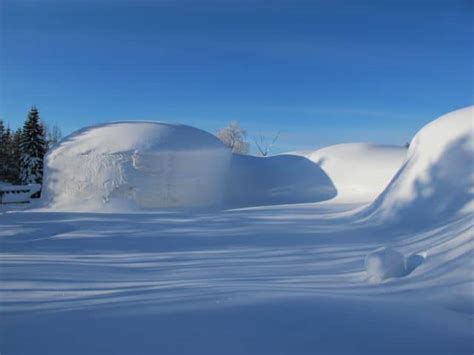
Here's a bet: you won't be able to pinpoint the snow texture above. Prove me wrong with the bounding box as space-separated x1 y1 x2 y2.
365 247 406 282
0 184 41 203
1 107 473 354
42 122 232 211
366 105 474 226
306 143 406 202
42 122 336 211
225 153 336 207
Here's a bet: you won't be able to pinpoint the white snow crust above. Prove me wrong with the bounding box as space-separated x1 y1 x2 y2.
225 153 336 207
42 122 232 211
306 143 406 202
365 246 406 282
42 122 337 211
1 107 473 354
366 105 474 224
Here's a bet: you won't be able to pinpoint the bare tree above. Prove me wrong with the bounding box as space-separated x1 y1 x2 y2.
216 121 250 154
253 131 280 157
43 122 63 149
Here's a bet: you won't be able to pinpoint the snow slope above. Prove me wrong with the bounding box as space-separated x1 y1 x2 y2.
306 143 406 202
225 154 336 207
365 105 474 226
42 122 232 211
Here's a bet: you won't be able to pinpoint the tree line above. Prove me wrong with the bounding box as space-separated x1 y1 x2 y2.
0 106 62 186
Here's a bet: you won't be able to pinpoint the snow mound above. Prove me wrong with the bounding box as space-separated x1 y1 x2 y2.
42 122 232 211
365 247 427 283
225 154 336 207
42 122 336 211
366 106 474 225
365 247 406 282
306 143 406 202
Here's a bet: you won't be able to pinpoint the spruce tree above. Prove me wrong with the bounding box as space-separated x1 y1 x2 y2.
12 129 22 182
2 128 13 182
5 128 23 184
20 107 47 187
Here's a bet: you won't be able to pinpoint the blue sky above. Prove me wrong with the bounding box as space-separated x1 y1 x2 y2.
1 0 472 153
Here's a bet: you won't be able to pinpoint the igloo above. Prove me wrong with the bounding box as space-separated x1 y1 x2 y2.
42 122 232 211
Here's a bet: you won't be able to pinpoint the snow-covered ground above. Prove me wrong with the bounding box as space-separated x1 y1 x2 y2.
305 143 407 202
1 107 473 354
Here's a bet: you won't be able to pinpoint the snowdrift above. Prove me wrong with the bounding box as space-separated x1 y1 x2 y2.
225 154 336 207
42 122 232 211
42 121 336 211
365 106 474 225
306 143 406 201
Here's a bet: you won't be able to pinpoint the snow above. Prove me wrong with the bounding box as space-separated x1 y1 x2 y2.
365 105 474 225
306 143 406 202
1 107 473 354
0 184 41 203
42 122 232 211
365 247 428 283
225 153 336 207
365 246 406 282
42 122 337 211
1 202 472 354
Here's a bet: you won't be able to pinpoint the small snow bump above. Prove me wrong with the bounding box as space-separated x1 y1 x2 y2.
365 247 426 283
365 247 406 283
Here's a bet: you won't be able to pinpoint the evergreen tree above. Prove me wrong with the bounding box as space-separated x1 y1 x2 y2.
7 129 23 183
0 120 6 181
20 107 47 187
2 128 13 182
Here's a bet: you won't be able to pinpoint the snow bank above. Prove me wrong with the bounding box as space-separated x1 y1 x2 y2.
42 122 232 211
42 122 337 211
306 143 406 202
225 154 336 208
365 247 406 282
366 106 474 225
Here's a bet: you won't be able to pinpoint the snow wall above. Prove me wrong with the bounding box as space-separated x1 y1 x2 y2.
43 121 336 211
365 106 474 226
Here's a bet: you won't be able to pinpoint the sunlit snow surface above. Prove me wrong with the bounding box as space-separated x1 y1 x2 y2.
1 202 472 354
41 121 337 211
1 107 473 354
306 142 407 202
41 122 233 211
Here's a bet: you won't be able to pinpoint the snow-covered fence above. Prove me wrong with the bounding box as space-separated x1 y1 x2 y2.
0 184 41 204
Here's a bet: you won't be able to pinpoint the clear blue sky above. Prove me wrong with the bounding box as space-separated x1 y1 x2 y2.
1 0 472 153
